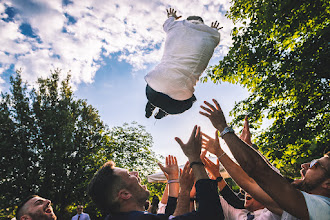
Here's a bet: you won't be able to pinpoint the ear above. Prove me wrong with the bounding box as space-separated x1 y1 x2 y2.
118 189 132 200
21 215 32 220
321 178 330 190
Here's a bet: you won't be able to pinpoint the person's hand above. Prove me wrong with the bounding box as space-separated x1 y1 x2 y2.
158 155 179 180
179 161 195 193
201 131 223 157
175 126 202 162
200 99 228 132
211 21 223 30
166 8 182 20
239 115 253 146
201 154 221 180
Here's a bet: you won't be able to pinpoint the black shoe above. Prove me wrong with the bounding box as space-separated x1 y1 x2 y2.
145 102 155 118
154 109 168 119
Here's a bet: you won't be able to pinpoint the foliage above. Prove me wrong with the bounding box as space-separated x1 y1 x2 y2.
0 70 159 219
204 0 330 177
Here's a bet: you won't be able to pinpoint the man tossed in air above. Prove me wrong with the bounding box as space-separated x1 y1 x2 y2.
145 8 221 119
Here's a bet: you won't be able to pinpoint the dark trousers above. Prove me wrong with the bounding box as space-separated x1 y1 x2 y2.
145 84 196 114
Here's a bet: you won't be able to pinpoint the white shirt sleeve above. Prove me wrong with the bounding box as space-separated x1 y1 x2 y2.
163 17 176 32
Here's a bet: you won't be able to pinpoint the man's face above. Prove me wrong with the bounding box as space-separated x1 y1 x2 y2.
23 196 56 220
244 193 264 212
77 205 83 214
114 168 149 204
299 156 329 192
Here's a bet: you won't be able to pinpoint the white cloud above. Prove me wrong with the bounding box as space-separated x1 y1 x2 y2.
0 0 235 88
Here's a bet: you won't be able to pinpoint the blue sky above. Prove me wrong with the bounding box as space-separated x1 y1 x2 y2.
0 0 250 164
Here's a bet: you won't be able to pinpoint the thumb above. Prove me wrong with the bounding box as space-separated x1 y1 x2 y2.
215 130 219 141
158 162 166 172
175 137 184 147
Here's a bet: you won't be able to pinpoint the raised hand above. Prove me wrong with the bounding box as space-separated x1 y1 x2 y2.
200 99 228 132
158 155 179 180
211 21 223 30
175 126 202 162
166 8 182 20
201 154 221 180
179 161 195 193
240 115 252 146
201 131 223 157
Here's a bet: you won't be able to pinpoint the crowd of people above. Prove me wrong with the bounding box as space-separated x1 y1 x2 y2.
14 7 329 220
15 99 330 220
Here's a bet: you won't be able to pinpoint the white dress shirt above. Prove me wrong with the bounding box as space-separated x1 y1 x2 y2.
145 17 220 100
220 196 281 220
71 212 91 220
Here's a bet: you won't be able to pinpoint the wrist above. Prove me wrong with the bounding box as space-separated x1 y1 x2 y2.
216 123 228 131
168 175 179 180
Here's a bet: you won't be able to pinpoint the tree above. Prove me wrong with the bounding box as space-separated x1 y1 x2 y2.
204 0 330 177
0 70 159 219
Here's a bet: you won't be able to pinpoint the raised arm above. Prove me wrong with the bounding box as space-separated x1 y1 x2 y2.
202 130 283 214
175 125 224 219
200 99 308 220
173 162 194 216
158 155 180 199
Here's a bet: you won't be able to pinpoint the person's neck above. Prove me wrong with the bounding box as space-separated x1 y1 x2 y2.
119 201 145 213
308 188 330 198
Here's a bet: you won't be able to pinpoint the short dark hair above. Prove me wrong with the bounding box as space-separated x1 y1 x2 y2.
16 195 39 219
87 161 124 214
187 16 204 23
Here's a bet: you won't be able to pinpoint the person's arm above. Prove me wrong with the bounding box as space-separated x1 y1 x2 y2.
200 152 245 209
174 125 224 219
158 155 180 216
158 155 180 199
200 99 308 220
163 8 181 32
173 162 194 216
202 130 283 214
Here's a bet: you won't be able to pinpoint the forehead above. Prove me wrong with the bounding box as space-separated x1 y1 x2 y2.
113 167 128 175
25 196 45 207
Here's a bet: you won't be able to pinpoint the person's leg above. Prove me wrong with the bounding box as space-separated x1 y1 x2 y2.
154 109 168 119
145 101 156 118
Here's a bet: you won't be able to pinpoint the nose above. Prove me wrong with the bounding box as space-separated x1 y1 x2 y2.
301 162 310 170
130 171 139 178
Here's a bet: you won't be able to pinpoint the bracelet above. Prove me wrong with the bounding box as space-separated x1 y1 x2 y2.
218 152 226 160
190 161 204 168
190 197 196 202
220 127 235 138
168 179 179 184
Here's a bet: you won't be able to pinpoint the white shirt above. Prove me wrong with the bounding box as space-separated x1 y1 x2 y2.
71 213 91 220
302 191 330 220
220 196 281 220
145 17 220 100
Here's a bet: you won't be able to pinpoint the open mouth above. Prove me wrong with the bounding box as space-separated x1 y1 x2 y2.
246 196 252 200
45 207 53 214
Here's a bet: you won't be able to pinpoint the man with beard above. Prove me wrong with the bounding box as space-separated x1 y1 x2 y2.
200 99 330 220
88 126 224 219
16 195 57 220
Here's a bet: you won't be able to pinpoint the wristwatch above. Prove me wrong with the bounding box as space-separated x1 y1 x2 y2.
220 127 234 138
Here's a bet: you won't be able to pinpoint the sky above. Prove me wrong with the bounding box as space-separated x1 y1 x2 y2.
0 0 250 166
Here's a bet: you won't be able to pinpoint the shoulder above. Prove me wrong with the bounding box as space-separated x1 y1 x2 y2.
300 192 330 220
